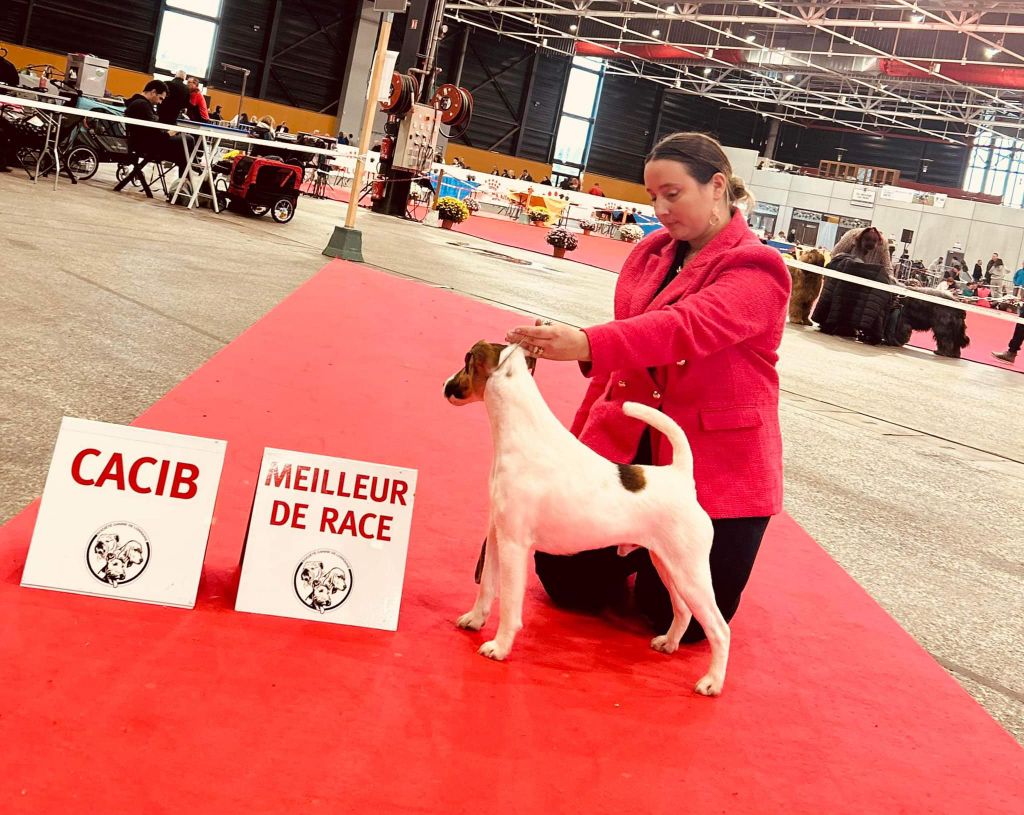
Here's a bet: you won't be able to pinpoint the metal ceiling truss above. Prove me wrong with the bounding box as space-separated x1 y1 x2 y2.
445 1 1024 145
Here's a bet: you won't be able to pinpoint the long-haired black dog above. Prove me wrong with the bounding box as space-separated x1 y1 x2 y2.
892 287 970 358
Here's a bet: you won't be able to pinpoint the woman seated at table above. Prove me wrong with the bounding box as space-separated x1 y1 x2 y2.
251 115 276 140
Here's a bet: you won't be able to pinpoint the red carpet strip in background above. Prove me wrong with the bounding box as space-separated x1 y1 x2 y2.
0 261 1019 813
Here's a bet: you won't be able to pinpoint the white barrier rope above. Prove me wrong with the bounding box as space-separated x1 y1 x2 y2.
0 92 340 159
785 255 1024 327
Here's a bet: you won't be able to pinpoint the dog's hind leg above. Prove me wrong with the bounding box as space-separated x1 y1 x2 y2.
650 546 730 696
647 550 692 654
478 534 531 661
457 523 498 632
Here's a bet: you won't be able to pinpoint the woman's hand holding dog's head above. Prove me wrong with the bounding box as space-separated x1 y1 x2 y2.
506 319 592 362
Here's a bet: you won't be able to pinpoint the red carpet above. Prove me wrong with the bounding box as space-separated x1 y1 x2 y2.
456 212 635 272
3 263 1018 813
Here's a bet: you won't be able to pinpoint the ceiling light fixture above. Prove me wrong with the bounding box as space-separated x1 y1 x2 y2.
703 67 712 75
784 73 795 81
652 28 661 37
746 34 757 43
984 46 999 59
569 24 577 32
910 14 924 23
666 4 677 13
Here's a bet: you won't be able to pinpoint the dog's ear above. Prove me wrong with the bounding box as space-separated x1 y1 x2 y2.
469 340 502 378
524 353 537 374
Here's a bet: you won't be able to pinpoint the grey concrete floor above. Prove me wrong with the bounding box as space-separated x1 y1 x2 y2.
1 167 1021 742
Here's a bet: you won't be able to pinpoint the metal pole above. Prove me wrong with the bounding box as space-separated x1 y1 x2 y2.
345 12 394 230
238 69 249 123
418 0 447 101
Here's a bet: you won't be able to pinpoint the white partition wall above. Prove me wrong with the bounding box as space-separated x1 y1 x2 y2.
749 168 1024 265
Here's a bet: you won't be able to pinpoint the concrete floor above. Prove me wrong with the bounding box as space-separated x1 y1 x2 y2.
1 167 1021 742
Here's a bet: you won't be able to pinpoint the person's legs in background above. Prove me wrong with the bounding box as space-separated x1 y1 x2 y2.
992 305 1024 363
634 516 771 643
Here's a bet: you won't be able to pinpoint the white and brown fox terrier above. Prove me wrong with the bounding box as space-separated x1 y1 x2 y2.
443 340 730 696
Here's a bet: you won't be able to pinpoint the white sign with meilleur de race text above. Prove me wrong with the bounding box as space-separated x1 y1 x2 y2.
21 417 227 608
235 448 417 631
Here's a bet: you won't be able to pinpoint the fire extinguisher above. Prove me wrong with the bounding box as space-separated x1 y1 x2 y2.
372 176 386 200
380 133 395 161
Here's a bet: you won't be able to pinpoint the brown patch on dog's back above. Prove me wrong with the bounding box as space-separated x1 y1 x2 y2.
617 464 646 492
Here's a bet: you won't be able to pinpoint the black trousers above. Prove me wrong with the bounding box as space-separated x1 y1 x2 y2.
1008 305 1024 353
534 516 770 643
533 427 770 643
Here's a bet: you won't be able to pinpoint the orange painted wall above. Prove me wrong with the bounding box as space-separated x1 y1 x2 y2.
443 143 649 205
1 42 338 135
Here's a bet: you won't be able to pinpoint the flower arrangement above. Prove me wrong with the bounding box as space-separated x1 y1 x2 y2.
465 197 480 213
546 228 579 252
578 218 597 235
527 206 551 225
619 224 645 243
436 196 470 226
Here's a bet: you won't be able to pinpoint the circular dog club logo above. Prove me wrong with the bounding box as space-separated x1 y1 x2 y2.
294 550 354 614
86 522 151 587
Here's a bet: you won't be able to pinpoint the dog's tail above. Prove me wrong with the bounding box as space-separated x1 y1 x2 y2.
622 402 693 474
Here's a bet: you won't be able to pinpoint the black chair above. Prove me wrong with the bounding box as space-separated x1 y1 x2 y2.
113 129 174 198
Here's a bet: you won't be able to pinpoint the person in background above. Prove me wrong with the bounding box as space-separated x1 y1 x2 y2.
991 304 1024 364
124 79 188 177
987 252 1001 273
506 131 790 643
337 132 349 145
560 176 581 191
157 70 189 125
491 166 500 175
185 77 210 122
1013 262 1024 298
209 105 223 121
276 121 289 134
973 259 983 281
787 228 797 242
832 226 897 282
519 169 534 182
988 256 1007 297
588 181 605 196
252 115 276 140
928 255 945 283
539 175 551 186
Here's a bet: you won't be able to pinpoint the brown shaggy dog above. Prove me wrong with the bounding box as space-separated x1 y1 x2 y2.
788 248 827 325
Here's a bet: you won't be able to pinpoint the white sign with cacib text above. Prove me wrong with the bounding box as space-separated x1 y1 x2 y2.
21 417 227 608
235 448 417 631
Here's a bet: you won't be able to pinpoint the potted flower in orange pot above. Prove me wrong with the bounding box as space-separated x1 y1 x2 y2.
578 218 597 236
436 196 470 230
619 223 645 243
546 227 579 259
527 206 551 228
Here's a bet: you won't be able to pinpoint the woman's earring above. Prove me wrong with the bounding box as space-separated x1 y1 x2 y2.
709 208 720 228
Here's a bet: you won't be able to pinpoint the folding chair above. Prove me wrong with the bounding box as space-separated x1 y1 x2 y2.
113 130 173 198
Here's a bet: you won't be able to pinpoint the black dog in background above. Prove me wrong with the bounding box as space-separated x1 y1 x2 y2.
889 286 971 358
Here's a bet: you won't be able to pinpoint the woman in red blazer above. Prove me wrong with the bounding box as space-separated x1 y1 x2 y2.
507 132 791 640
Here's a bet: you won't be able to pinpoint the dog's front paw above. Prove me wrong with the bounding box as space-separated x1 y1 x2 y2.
694 674 724 697
456 610 486 631
478 640 510 661
650 634 679 655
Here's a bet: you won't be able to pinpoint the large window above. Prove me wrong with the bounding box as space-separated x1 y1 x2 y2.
155 0 223 80
551 56 604 184
964 130 1024 207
